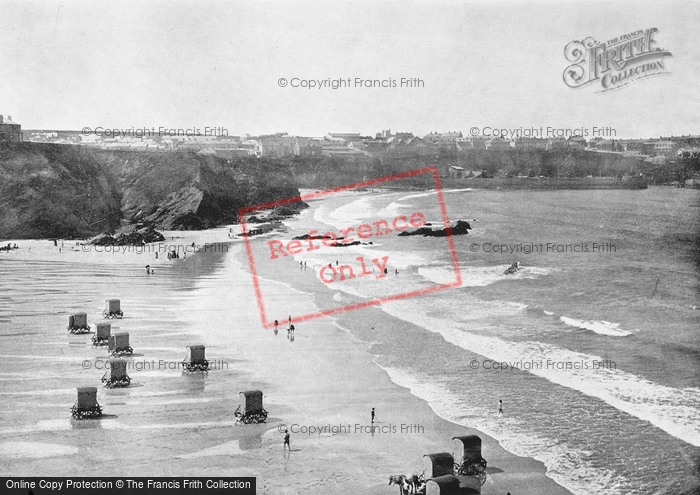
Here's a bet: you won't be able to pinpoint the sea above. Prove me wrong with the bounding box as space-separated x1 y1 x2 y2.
1 185 699 494
259 185 700 495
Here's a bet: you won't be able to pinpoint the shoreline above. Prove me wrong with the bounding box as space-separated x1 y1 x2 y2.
245 214 574 493
0 219 568 494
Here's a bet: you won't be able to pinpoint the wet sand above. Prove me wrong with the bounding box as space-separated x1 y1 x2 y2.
0 227 572 494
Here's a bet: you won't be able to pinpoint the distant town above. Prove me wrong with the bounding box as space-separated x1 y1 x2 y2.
2 115 698 166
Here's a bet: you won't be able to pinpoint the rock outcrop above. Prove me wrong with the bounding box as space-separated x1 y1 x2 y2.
87 225 166 246
397 220 471 237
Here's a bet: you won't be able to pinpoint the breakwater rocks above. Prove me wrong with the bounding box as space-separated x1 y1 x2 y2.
398 220 472 237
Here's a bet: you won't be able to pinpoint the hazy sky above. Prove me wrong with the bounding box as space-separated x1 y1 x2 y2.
1 0 698 138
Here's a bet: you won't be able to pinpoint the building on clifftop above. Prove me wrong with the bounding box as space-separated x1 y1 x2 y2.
0 115 22 143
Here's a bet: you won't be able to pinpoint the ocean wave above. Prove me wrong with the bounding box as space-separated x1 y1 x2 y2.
380 301 700 448
328 197 375 226
378 365 629 495
418 264 554 287
398 188 474 201
559 317 635 337
381 201 414 217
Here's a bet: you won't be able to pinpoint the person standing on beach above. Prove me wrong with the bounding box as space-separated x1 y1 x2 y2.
498 399 503 415
371 407 376 423
283 429 290 450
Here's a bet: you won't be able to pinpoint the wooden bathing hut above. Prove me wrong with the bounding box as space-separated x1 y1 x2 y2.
183 345 209 372
68 312 90 334
234 390 268 424
101 358 130 388
108 331 133 356
452 435 487 475
103 299 123 319
71 387 103 419
423 453 455 479
92 322 111 346
425 475 461 495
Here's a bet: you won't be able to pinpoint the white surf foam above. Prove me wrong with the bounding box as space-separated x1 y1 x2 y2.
560 317 635 337
418 264 554 287
329 196 375 224
398 188 474 201
381 201 414 217
379 365 628 495
381 301 700 448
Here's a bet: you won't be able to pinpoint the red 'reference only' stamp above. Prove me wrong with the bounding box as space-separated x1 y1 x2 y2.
238 166 462 328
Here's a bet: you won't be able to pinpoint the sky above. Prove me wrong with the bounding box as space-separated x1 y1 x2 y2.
1 0 698 139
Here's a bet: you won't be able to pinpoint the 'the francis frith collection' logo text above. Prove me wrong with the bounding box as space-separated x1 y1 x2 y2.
563 28 672 92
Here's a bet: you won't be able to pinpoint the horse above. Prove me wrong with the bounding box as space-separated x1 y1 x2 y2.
388 472 425 494
388 475 410 495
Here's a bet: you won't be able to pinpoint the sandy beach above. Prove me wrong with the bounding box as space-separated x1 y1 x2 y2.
0 218 572 495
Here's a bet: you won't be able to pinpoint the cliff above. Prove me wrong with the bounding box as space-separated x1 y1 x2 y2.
99 150 303 230
0 143 122 239
0 143 304 240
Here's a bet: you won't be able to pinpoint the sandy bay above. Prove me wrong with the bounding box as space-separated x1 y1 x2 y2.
0 198 572 494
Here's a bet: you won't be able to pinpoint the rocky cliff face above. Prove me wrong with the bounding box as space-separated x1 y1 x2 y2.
102 150 304 230
0 143 304 239
0 143 122 239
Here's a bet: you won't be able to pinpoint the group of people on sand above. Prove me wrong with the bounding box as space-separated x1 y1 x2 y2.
272 316 295 341
0 243 18 252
